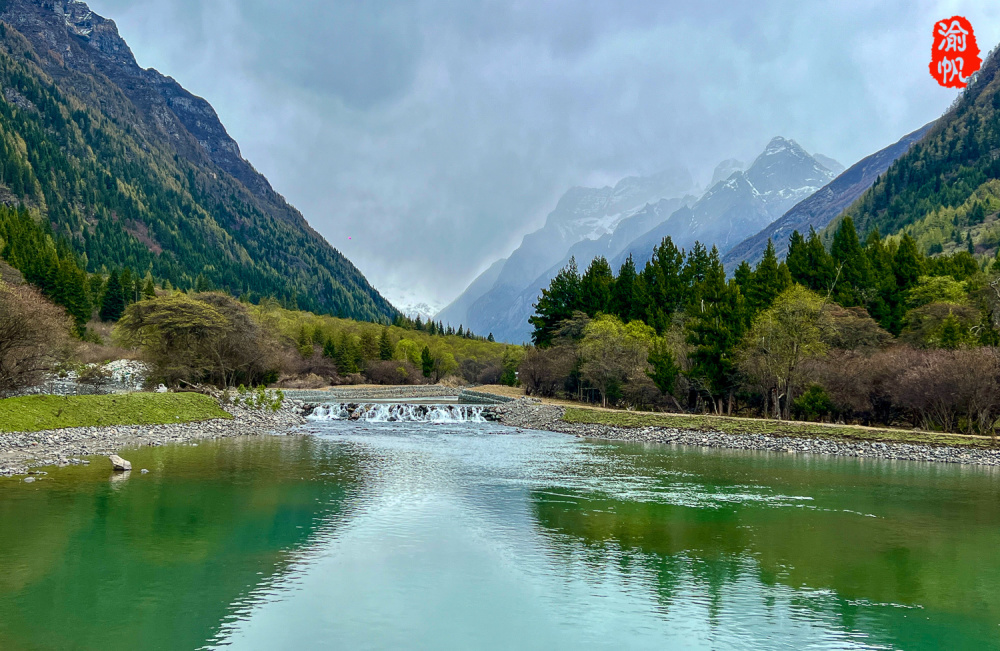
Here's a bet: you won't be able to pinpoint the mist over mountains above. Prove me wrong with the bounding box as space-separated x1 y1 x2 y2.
439 137 844 343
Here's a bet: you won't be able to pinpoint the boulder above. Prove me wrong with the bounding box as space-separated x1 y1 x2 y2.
109 454 132 472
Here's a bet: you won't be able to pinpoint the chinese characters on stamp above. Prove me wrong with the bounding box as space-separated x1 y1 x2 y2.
929 16 981 89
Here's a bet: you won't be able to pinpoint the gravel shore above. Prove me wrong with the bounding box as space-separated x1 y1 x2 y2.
0 402 307 477
490 401 1000 467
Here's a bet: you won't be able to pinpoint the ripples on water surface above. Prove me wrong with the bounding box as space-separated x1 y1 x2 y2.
1 420 999 650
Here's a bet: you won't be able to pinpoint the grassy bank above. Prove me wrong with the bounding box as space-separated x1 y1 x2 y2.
0 394 231 433
562 407 997 449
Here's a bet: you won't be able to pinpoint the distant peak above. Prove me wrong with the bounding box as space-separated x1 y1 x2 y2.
762 136 803 155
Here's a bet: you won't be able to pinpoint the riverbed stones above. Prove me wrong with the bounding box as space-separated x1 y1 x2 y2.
109 455 132 472
492 403 1000 468
0 403 307 478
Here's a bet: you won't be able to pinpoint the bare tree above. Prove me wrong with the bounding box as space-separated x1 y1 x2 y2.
0 282 72 393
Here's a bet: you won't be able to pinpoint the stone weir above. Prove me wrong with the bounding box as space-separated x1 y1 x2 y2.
305 403 494 423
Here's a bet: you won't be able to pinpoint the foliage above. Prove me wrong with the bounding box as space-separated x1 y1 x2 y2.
579 315 655 407
224 385 284 413
736 285 827 419
116 292 277 388
792 384 834 421
0 22 394 321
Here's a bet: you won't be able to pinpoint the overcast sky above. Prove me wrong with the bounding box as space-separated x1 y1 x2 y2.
86 0 1000 310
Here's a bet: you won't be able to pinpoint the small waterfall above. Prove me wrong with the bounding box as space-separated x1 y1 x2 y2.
307 403 487 424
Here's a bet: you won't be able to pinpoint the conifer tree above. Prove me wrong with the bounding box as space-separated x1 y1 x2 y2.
580 256 614 316
686 249 749 413
611 255 642 322
378 327 394 360
643 237 686 331
323 336 337 360
99 269 126 322
831 217 874 307
786 228 835 293
746 239 789 314
529 258 582 347
420 346 434 378
335 331 360 374
142 274 156 299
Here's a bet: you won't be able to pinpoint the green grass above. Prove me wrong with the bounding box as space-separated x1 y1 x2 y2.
0 393 232 433
562 407 997 449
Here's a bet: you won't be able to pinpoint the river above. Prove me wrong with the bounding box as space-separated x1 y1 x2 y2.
1 417 998 650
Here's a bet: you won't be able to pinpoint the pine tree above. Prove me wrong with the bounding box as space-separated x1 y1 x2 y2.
887 234 926 335
831 217 874 307
529 258 582 347
611 255 641 322
746 239 788 314
297 325 313 356
61 261 91 335
420 346 434 378
323 336 337 360
335 331 360 374
99 269 126 322
359 330 378 362
580 256 614 316
378 327 394 360
687 249 750 413
142 275 156 300
120 268 136 305
643 236 686 331
786 228 835 293
647 339 681 399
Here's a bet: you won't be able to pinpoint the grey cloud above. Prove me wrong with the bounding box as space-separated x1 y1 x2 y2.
87 0 1000 309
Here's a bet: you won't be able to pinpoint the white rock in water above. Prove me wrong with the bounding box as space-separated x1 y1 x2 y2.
23 476 35 483
140 468 149 474
109 455 132 471
155 384 168 393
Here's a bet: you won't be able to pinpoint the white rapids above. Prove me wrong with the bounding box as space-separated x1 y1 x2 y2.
307 403 488 424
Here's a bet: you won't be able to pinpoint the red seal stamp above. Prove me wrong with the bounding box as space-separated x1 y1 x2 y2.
929 16 981 88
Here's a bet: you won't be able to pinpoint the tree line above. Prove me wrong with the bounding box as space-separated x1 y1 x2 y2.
524 218 1000 434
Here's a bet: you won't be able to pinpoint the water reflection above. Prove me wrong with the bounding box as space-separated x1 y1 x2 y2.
0 435 370 650
2 425 999 651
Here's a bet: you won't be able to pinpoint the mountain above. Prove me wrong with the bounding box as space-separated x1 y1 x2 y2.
435 168 695 332
722 123 934 269
710 159 744 186
468 194 695 343
612 137 839 269
0 0 395 321
435 257 505 328
832 44 1000 259
812 154 845 176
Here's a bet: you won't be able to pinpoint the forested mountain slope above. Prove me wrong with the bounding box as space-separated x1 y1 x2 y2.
834 44 1000 260
0 0 395 321
723 123 934 270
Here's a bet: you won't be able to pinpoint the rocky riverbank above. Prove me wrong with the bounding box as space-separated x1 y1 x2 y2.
0 401 308 477
490 401 1000 467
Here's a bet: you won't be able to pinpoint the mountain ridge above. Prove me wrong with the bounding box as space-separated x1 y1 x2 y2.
722 122 935 269
0 0 395 321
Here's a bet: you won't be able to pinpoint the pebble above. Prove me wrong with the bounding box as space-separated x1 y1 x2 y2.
0 403 307 478
491 403 1000 467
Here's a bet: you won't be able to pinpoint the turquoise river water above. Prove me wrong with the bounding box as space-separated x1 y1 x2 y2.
1 418 999 650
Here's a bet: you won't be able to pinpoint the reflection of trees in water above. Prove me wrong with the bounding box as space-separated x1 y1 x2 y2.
529 467 1000 650
0 436 372 650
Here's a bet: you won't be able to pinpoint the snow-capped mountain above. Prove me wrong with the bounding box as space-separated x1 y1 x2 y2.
612 137 839 269
440 138 840 343
435 168 695 330
723 124 934 270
